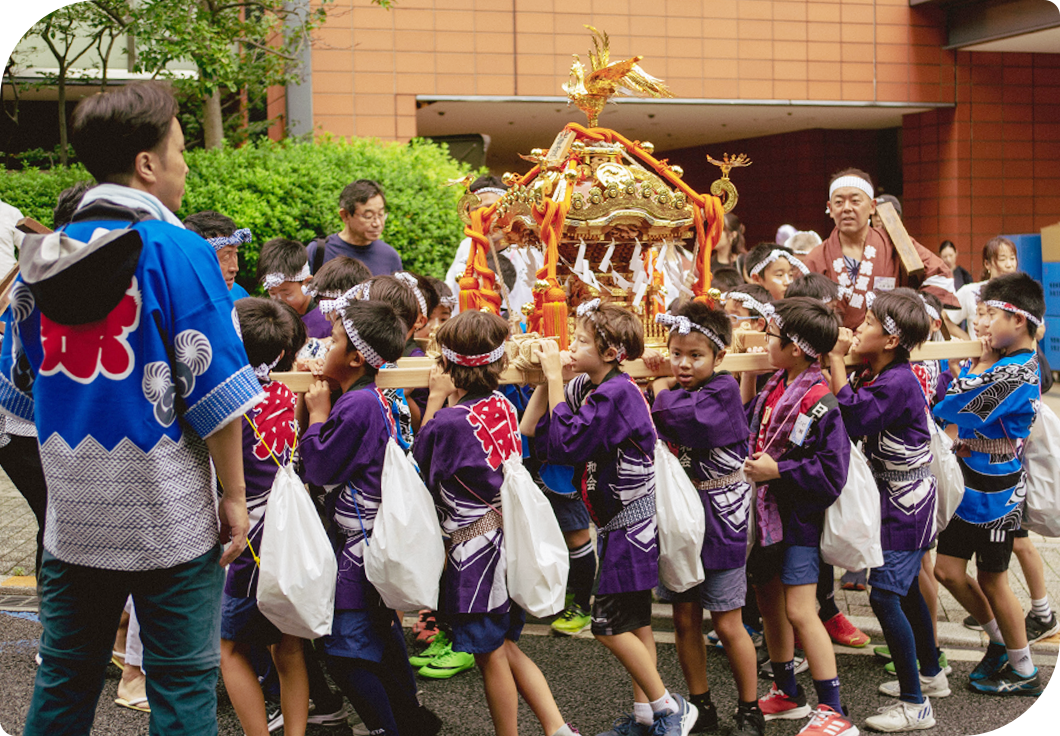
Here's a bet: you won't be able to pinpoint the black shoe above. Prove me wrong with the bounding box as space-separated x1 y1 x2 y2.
690 701 718 732
963 614 984 631
266 701 284 733
1025 611 1060 644
416 705 443 736
969 663 1044 696
733 706 765 736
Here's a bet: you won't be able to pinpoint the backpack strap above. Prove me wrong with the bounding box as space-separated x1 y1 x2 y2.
312 239 326 274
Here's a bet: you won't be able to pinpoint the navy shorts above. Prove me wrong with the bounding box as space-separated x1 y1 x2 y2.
936 516 1014 573
323 607 399 662
591 590 653 636
449 607 526 654
655 566 748 612
220 593 283 646
546 488 591 533
747 544 820 587
870 549 927 596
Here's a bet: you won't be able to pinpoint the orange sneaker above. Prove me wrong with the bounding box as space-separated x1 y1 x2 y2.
822 612 869 648
796 706 857 736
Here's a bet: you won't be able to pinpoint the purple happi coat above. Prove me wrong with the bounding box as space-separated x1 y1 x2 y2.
301 303 332 339
413 390 522 615
537 371 659 595
300 378 394 610
651 372 752 571
837 361 938 550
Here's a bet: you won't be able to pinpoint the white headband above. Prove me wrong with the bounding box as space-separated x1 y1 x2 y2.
655 313 726 352
829 176 875 201
253 353 282 381
206 228 252 252
319 283 370 316
440 294 457 309
880 314 916 351
441 343 506 367
344 321 387 369
725 291 774 319
395 272 428 317
771 313 819 358
919 294 940 322
982 300 1043 327
473 187 507 197
750 250 810 278
262 262 311 291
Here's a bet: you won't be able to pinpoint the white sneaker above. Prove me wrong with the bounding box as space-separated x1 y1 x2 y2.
864 699 936 732
878 670 950 699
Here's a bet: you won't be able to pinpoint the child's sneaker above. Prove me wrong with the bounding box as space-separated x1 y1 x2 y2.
840 569 867 591
409 630 452 668
759 651 809 679
883 651 951 676
863 699 935 732
878 670 950 698
759 683 811 721
733 705 766 736
1025 611 1059 644
822 612 870 648
873 645 892 660
418 645 476 679
796 705 858 736
968 664 1043 696
595 714 652 736
651 694 698 736
552 603 592 636
969 642 1008 681
688 700 717 733
962 615 983 631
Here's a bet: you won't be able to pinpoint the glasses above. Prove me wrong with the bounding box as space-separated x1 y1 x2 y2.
355 209 387 224
728 314 759 325
765 329 784 340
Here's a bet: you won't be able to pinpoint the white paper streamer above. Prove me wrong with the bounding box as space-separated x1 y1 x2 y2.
599 240 615 272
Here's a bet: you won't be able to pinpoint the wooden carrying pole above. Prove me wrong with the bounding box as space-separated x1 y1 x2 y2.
875 201 925 281
272 339 985 393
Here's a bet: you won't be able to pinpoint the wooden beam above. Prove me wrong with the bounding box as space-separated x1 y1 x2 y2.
876 201 925 280
271 339 985 392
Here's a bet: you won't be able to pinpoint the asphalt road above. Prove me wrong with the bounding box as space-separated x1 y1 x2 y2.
1 611 1056 736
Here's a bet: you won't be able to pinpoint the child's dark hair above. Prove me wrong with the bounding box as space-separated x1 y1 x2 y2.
670 300 732 355
917 290 944 330
726 283 774 319
310 256 371 299
771 297 839 359
488 252 518 291
257 238 308 281
235 298 306 373
183 210 237 239
362 275 419 333
427 276 454 308
980 272 1045 337
436 310 509 392
786 272 839 304
341 300 407 374
746 243 794 278
396 270 440 320
53 181 95 228
578 302 645 363
870 288 932 361
711 266 744 293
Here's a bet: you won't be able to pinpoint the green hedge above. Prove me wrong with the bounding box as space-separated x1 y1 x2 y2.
0 136 478 288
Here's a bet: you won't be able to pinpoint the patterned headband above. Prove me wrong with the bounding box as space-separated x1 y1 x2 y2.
395 272 428 317
440 294 458 309
262 262 311 291
304 285 343 300
880 314 916 351
473 187 507 197
725 291 774 319
829 176 875 200
982 300 1043 327
749 250 810 278
319 283 370 316
771 313 819 358
576 298 627 362
253 353 282 381
655 313 726 352
206 228 252 252
344 321 387 369
919 294 940 322
441 343 506 367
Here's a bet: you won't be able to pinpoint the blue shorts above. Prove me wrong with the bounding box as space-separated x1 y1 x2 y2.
546 488 591 533
323 607 399 662
747 544 820 587
870 549 927 596
449 607 526 654
655 566 747 612
220 593 283 646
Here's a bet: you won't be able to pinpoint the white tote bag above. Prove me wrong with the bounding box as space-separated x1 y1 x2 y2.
929 422 964 533
1023 403 1060 537
820 442 884 571
500 455 570 618
257 465 338 639
653 440 706 593
365 439 446 611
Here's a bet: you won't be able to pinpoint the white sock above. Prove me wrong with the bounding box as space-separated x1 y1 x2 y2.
649 691 678 716
1031 597 1052 620
551 725 576 736
634 702 653 726
982 618 1004 645
1007 645 1035 676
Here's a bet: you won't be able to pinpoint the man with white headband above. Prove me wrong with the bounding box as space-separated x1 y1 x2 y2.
803 168 957 329
307 179 402 277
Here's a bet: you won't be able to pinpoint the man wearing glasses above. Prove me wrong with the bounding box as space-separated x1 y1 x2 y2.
308 179 402 276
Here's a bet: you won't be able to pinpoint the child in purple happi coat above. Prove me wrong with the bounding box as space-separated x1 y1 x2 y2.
739 297 855 736
258 238 331 339
522 300 697 736
827 288 944 733
413 310 577 736
299 298 440 736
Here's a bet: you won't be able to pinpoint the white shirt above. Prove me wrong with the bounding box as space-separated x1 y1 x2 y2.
0 200 23 278
445 237 542 319
945 281 984 339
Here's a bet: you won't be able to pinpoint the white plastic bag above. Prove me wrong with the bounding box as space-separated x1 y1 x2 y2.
1023 403 1060 537
257 465 338 639
929 423 964 533
500 455 570 618
653 440 706 592
365 439 446 611
821 442 884 571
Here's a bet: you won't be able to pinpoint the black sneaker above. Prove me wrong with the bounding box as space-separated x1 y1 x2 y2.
689 700 718 733
1025 611 1060 644
733 706 765 736
970 641 1008 682
266 701 284 733
963 614 984 631
969 664 1044 696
